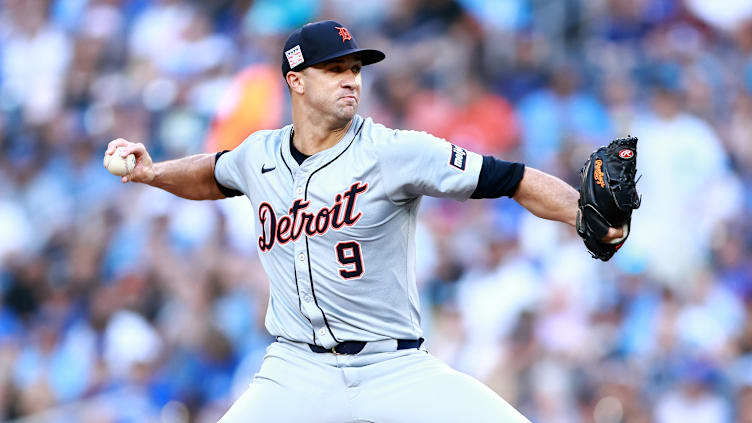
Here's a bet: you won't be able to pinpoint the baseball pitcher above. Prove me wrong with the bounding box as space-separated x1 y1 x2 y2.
105 20 638 423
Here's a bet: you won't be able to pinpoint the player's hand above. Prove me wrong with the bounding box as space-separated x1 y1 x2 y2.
576 136 640 260
601 226 625 243
105 138 155 184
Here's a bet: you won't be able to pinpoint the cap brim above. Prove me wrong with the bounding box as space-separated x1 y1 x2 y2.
294 48 385 71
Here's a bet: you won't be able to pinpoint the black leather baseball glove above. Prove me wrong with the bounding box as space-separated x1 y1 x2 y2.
576 136 641 261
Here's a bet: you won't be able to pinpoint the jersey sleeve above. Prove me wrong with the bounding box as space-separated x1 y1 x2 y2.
376 129 483 203
214 136 252 196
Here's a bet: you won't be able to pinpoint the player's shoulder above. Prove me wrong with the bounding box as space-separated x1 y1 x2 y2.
359 117 440 149
358 117 393 144
242 126 289 146
235 125 291 154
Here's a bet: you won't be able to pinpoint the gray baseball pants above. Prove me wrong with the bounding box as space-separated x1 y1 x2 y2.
219 339 531 423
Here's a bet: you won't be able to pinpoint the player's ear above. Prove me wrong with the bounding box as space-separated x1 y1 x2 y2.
286 71 305 95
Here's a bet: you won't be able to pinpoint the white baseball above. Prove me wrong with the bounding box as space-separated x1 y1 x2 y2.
104 147 136 176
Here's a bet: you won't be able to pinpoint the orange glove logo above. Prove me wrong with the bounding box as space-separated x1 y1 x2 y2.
594 159 606 188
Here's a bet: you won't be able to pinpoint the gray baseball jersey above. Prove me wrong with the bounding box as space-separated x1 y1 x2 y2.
215 114 482 348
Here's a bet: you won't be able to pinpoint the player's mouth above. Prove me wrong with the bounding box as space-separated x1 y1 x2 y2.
340 95 358 102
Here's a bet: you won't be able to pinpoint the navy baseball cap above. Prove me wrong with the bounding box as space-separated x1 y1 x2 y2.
281 20 385 77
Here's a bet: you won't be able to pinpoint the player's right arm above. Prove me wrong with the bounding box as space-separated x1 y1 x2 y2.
105 138 229 200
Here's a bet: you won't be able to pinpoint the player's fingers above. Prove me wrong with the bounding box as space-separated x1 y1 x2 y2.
106 138 130 155
601 225 626 243
117 142 145 157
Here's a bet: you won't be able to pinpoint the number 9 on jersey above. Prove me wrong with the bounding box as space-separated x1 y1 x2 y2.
335 241 364 280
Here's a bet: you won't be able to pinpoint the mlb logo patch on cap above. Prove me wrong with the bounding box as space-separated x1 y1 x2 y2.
285 45 304 69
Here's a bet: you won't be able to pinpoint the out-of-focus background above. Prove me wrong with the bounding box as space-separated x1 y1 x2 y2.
1 0 751 422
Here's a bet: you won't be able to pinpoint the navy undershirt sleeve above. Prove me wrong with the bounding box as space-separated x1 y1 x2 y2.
214 150 243 198
470 155 526 199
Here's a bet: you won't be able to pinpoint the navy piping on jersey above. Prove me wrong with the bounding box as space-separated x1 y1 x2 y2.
294 263 316 344
280 140 316 342
302 120 366 345
279 142 293 180
304 236 339 343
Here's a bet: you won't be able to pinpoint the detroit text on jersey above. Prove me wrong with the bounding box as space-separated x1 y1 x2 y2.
258 182 368 252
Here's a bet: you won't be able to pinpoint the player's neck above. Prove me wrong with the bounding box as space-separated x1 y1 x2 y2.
291 113 353 156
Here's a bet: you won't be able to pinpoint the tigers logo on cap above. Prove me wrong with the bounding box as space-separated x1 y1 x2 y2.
285 45 304 69
335 26 352 42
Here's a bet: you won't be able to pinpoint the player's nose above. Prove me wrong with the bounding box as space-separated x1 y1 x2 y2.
341 77 355 89
340 70 359 89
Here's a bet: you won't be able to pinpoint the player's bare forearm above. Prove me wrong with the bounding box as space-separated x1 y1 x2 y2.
149 154 225 200
105 138 225 201
512 167 578 227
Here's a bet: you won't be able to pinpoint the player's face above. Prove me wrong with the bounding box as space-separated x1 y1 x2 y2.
303 55 363 124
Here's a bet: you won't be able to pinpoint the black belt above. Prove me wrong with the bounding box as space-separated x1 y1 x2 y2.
308 338 424 355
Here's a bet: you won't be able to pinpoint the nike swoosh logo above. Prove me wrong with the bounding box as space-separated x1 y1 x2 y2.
261 164 276 174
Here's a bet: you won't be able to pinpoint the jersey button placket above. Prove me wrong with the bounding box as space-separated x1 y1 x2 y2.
293 168 336 347
292 170 328 344
292 174 313 323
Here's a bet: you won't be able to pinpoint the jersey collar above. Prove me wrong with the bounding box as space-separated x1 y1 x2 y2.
281 115 364 173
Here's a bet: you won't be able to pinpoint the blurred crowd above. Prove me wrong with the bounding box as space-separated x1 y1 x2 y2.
1 0 752 422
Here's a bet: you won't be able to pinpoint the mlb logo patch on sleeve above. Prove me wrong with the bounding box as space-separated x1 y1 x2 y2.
286 45 304 69
449 144 467 171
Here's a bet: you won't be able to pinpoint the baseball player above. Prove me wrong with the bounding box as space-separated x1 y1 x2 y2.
106 20 627 423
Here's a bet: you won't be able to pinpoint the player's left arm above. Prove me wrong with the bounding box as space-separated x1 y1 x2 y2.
512 167 578 226
511 166 623 242
376 130 620 242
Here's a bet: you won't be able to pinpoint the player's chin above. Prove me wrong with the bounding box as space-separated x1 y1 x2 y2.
334 103 358 121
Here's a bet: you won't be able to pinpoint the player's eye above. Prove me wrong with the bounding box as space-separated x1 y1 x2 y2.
351 65 361 74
